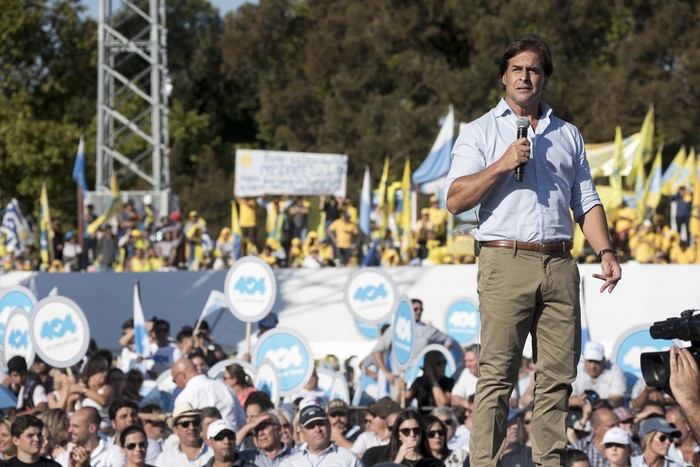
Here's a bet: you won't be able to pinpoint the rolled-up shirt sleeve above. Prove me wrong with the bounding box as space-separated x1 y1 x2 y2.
569 129 601 221
444 123 487 201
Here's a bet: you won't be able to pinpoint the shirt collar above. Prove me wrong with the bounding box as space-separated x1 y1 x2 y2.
495 98 553 120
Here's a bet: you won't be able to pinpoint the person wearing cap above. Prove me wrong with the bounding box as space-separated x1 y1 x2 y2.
56 407 126 467
62 231 82 272
570 342 627 409
327 400 361 450
202 419 254 467
280 405 361 467
172 359 246 432
139 194 157 236
665 405 697 466
351 398 402 457
601 427 632 467
154 403 212 467
238 413 294 467
444 34 621 467
631 418 683 467
573 408 641 467
500 409 532 467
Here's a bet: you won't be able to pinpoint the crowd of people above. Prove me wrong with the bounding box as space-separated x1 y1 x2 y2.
0 306 699 467
1 185 697 274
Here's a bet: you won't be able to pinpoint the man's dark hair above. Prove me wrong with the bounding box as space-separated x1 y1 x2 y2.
122 319 134 330
563 448 590 467
411 298 423 308
11 414 44 438
245 391 274 412
139 403 164 415
109 399 139 421
119 425 147 447
200 407 222 420
154 319 170 334
499 34 554 89
188 349 206 361
7 356 28 374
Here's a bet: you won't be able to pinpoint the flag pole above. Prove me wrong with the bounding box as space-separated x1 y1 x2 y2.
77 185 84 250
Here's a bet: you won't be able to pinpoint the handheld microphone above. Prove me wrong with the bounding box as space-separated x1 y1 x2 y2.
515 116 530 182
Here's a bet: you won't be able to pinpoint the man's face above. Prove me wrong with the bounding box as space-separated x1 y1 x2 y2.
506 418 522 444
173 417 202 447
113 407 138 435
192 357 208 375
369 414 387 435
502 50 547 111
208 430 236 462
593 410 619 441
412 302 423 322
584 359 606 378
143 418 166 440
13 426 43 457
301 420 330 453
437 414 456 440
465 351 479 376
9 371 26 387
68 412 93 446
246 404 264 424
328 410 348 431
254 417 281 451
171 368 187 390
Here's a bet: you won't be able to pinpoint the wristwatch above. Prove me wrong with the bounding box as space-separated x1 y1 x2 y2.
598 248 618 262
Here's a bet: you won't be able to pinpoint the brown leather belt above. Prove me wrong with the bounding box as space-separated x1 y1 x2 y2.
480 240 572 254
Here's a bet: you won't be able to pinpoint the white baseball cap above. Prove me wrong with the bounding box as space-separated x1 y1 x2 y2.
602 427 631 445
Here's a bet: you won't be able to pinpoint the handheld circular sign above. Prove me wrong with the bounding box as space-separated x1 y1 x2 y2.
3 308 34 367
344 268 398 324
30 296 90 368
207 358 256 381
317 367 350 404
444 298 480 345
224 257 277 322
405 344 457 387
254 359 281 406
0 286 37 344
391 298 415 371
252 328 313 396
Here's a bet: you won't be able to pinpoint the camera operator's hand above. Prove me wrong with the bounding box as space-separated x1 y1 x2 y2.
669 346 700 442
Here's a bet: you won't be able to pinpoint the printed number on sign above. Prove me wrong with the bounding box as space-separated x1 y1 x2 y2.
395 317 412 342
448 311 478 328
263 345 304 369
354 284 388 302
234 277 266 295
9 330 29 348
41 315 77 340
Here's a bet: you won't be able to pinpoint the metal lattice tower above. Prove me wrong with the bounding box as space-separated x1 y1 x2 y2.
96 0 171 206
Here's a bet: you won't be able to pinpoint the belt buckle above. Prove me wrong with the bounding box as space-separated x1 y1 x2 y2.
539 243 545 254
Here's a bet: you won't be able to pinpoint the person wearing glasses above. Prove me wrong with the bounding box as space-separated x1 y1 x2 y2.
631 418 683 467
154 403 212 467
362 410 443 467
120 426 151 467
280 405 361 467
238 413 294 466
203 420 255 467
406 351 454 408
424 415 468 467
600 427 632 467
327 400 361 450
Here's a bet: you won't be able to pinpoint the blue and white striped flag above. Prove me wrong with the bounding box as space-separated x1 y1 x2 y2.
1 199 34 253
133 282 151 357
359 165 372 237
412 105 454 194
72 135 88 196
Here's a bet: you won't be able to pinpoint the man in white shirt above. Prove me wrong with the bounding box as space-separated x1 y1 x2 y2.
280 405 362 467
56 407 125 467
570 342 627 409
172 358 246 431
154 403 212 467
147 319 183 378
452 344 480 409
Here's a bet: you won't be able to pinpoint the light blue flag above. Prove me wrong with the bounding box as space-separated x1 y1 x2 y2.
359 165 371 237
72 135 88 196
133 282 151 357
1 199 35 252
412 105 454 194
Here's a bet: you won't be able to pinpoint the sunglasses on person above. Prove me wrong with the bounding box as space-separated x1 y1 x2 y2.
399 427 421 436
303 420 326 430
125 441 148 451
440 419 453 426
214 432 235 441
364 418 373 425
656 434 670 443
427 429 447 439
175 419 200 429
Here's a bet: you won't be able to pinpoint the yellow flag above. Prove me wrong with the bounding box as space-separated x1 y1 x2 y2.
609 126 624 209
377 157 390 234
316 211 327 241
689 150 700 239
634 154 647 222
661 147 686 196
88 174 121 235
400 158 412 259
39 183 54 266
644 148 663 212
626 105 654 185
231 201 242 236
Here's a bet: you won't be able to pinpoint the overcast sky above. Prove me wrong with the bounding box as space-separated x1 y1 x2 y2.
82 0 251 18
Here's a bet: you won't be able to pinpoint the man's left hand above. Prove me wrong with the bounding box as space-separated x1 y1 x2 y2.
592 256 621 293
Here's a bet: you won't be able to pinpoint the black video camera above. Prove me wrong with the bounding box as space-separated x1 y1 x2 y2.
640 309 700 389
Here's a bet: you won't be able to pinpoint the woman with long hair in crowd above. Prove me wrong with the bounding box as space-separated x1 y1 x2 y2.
632 418 682 467
120 425 150 467
0 418 17 460
79 356 114 412
36 409 69 460
363 410 443 466
423 415 468 467
47 369 82 412
223 364 255 406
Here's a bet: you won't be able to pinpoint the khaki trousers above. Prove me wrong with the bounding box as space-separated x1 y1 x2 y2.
469 247 581 467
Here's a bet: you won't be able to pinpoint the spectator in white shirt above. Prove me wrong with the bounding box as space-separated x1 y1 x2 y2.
570 342 627 409
172 358 246 431
56 407 125 467
154 403 212 467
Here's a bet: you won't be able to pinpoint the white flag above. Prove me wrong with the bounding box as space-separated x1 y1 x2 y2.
133 282 151 357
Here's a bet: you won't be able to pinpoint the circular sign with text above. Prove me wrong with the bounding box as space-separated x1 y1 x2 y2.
254 359 281 406
391 298 415 371
344 268 399 324
207 358 256 381
224 257 277 322
612 325 676 381
317 367 350 404
252 328 313 395
3 308 34 367
405 344 457 387
0 286 37 345
444 298 480 345
30 296 90 368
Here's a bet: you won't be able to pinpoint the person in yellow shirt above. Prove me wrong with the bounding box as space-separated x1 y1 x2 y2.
630 220 661 263
413 208 434 260
611 201 637 254
343 197 358 224
236 197 258 244
670 241 696 264
128 248 152 272
327 212 359 266
427 195 449 244
260 244 279 269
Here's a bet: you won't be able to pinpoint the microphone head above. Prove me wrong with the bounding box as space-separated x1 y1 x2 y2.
516 116 530 129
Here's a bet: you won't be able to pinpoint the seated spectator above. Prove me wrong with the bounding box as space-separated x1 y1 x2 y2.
56 407 125 467
154 403 212 467
120 425 149 467
602 427 632 467
406 351 453 407
223 364 255 407
423 414 468 467
4 415 61 467
632 418 683 467
501 409 533 467
327 400 361 450
238 412 294 466
431 407 467 452
570 342 627 409
665 405 697 466
451 344 480 410
563 449 591 467
6 356 49 415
